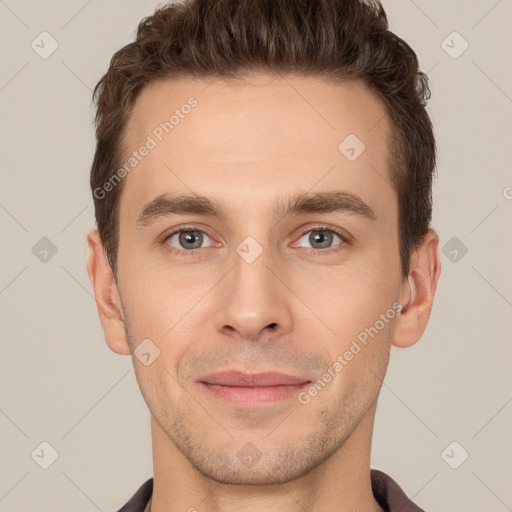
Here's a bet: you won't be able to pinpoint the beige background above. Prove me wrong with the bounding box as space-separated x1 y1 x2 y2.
1 0 511 510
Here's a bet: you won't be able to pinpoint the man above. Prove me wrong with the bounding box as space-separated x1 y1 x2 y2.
86 0 441 510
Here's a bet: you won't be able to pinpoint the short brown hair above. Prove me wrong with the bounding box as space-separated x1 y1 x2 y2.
90 0 436 281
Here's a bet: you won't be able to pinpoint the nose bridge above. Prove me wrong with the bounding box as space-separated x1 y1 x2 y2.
214 230 292 339
234 235 274 301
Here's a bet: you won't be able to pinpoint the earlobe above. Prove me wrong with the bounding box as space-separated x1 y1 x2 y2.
86 229 131 355
392 229 442 348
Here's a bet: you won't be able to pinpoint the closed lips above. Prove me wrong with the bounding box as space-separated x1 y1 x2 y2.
198 371 311 387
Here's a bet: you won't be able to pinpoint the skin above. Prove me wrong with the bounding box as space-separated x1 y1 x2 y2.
87 74 441 512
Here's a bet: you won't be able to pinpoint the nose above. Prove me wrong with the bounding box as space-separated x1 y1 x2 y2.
213 246 293 342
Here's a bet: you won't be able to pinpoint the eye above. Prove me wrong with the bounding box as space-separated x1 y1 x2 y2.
295 227 347 251
161 225 349 256
163 229 214 252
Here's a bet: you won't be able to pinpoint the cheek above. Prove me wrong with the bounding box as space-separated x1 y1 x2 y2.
290 255 400 339
120 266 210 373
327 314 393 404
131 358 175 424
118 251 190 333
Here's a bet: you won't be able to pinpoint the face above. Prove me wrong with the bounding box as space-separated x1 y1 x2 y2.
110 74 411 484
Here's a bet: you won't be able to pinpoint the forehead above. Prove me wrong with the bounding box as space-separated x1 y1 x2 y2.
119 74 395 225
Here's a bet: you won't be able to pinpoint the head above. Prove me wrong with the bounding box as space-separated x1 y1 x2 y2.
87 0 441 485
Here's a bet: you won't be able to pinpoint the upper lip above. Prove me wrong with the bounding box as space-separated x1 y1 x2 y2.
198 371 311 387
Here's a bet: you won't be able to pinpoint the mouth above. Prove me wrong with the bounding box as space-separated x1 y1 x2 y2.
197 371 312 407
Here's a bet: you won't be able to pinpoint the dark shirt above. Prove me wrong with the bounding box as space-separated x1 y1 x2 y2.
117 469 424 511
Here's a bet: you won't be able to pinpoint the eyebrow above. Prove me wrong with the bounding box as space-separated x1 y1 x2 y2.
135 190 377 229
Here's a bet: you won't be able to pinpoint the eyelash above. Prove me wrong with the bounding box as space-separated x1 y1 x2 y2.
161 224 350 257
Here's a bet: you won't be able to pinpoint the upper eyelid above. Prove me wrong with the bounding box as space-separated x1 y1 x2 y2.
296 228 346 241
162 225 215 242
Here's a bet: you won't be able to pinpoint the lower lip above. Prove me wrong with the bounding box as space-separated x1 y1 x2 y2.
198 381 311 406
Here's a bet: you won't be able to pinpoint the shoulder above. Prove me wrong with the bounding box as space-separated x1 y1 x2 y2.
116 478 153 512
371 469 425 512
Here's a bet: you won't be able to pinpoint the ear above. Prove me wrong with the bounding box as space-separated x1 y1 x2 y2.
86 229 130 355
392 229 442 348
